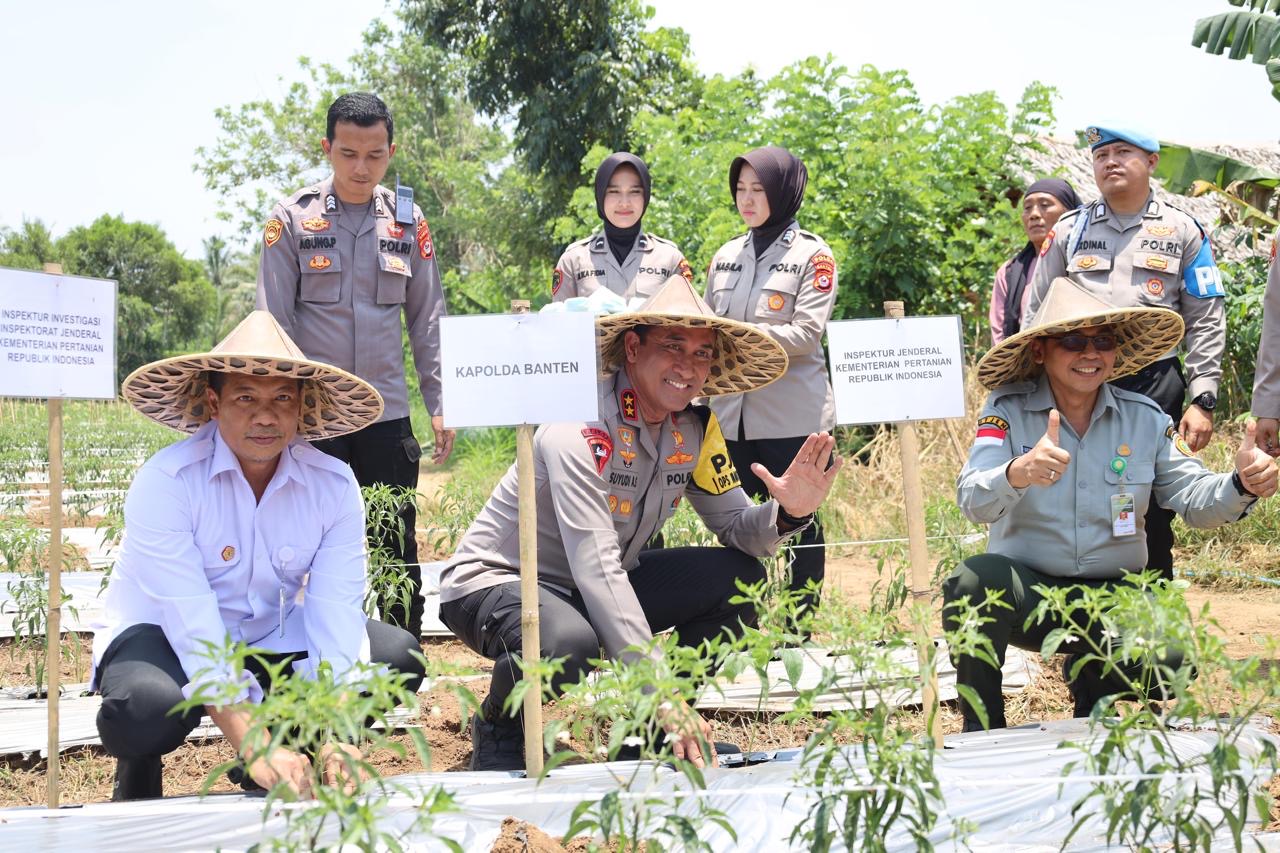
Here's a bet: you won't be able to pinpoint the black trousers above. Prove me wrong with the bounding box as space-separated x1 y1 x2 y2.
438 547 766 720
942 554 1183 730
312 416 424 635
725 434 825 609
1111 358 1186 580
95 620 426 760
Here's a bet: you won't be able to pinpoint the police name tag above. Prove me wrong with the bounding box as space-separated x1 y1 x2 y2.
1110 492 1136 537
395 183 415 225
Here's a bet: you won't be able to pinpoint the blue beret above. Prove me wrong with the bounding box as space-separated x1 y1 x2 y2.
1085 126 1159 153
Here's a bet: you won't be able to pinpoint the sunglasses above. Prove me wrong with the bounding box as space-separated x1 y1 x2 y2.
1045 333 1120 352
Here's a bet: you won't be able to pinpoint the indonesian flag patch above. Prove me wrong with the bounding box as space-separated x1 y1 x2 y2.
582 428 613 475
974 415 1009 448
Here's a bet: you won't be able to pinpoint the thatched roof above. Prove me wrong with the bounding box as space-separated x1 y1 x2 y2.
1015 137 1280 264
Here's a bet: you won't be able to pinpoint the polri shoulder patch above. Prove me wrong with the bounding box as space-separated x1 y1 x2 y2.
264 219 283 248
692 412 740 495
582 428 612 475
677 258 693 283
1039 229 1055 257
812 253 835 292
417 218 434 260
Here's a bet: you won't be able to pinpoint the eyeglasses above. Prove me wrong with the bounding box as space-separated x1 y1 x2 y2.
1045 333 1120 352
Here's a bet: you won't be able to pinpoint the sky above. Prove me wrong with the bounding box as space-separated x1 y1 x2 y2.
2 0 1276 260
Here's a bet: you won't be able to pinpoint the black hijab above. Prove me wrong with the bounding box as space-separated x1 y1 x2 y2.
1002 178 1083 339
595 152 652 265
729 146 808 258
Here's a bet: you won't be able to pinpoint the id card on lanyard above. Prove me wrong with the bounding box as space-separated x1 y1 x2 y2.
1110 492 1136 537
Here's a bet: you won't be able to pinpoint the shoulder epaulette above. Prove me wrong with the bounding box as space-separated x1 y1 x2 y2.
988 380 1037 402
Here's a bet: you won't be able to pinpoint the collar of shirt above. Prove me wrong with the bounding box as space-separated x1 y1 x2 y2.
1092 192 1159 226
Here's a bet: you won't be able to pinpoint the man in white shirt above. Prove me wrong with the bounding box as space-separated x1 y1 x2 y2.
95 311 425 801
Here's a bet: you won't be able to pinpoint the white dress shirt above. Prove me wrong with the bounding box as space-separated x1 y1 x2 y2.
92 421 370 704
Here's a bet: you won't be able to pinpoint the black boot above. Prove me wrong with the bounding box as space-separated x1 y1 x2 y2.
1064 654 1110 718
111 755 163 801
469 711 524 772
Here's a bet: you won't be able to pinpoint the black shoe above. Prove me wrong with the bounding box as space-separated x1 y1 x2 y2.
1064 654 1108 718
469 711 524 772
614 738 741 763
111 755 163 801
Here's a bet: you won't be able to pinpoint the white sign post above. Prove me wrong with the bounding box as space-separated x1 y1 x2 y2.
827 306 966 746
0 265 117 808
441 306 599 775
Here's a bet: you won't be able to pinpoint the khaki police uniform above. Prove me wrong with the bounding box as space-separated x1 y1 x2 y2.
945 373 1254 730
1252 231 1280 418
440 366 793 661
1022 194 1226 401
256 175 446 420
704 225 838 439
255 174 447 636
552 232 693 302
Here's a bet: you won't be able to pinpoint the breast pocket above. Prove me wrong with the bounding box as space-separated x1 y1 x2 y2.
706 275 735 314
1067 254 1113 275
756 275 800 321
272 544 318 584
1131 253 1181 305
376 252 412 305
1102 456 1156 517
201 541 242 584
299 252 342 303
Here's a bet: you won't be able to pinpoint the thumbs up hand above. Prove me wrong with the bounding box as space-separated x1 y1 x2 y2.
1008 409 1073 489
1235 420 1278 498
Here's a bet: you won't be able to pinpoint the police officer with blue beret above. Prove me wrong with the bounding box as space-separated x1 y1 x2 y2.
1022 125 1227 579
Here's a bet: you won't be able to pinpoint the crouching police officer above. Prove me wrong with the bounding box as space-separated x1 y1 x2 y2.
439 276 842 771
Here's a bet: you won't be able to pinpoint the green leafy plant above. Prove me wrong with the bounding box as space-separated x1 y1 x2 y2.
1030 573 1279 851
360 483 420 620
176 639 463 852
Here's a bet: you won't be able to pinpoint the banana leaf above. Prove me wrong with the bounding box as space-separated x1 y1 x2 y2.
1154 142 1280 195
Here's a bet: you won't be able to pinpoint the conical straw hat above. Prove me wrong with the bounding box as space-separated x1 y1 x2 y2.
595 275 789 395
976 277 1185 390
122 310 383 438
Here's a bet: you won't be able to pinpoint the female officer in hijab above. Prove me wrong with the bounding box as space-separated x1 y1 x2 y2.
989 177 1082 345
704 146 838 622
551 152 694 302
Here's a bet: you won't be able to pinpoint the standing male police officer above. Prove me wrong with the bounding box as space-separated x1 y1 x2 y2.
257 92 454 637
1023 125 1226 579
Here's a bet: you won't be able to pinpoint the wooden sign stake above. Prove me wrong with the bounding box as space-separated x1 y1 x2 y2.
43 262 64 807
510 300 544 776
883 301 942 747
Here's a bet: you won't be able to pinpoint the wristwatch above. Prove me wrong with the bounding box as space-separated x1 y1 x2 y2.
1191 392 1217 412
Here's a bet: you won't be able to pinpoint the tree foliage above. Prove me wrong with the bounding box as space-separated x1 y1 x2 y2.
401 0 698 213
563 59 1055 334
1192 0 1280 102
58 215 216 376
0 220 59 271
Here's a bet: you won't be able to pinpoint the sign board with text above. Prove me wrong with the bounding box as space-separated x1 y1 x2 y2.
441 312 599 427
0 268 117 399
826 315 965 425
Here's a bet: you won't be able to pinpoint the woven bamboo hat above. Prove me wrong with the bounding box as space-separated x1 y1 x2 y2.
122 310 383 438
596 275 788 395
977 277 1185 390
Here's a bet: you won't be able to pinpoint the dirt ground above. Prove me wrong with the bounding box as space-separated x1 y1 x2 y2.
3 552 1279 816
